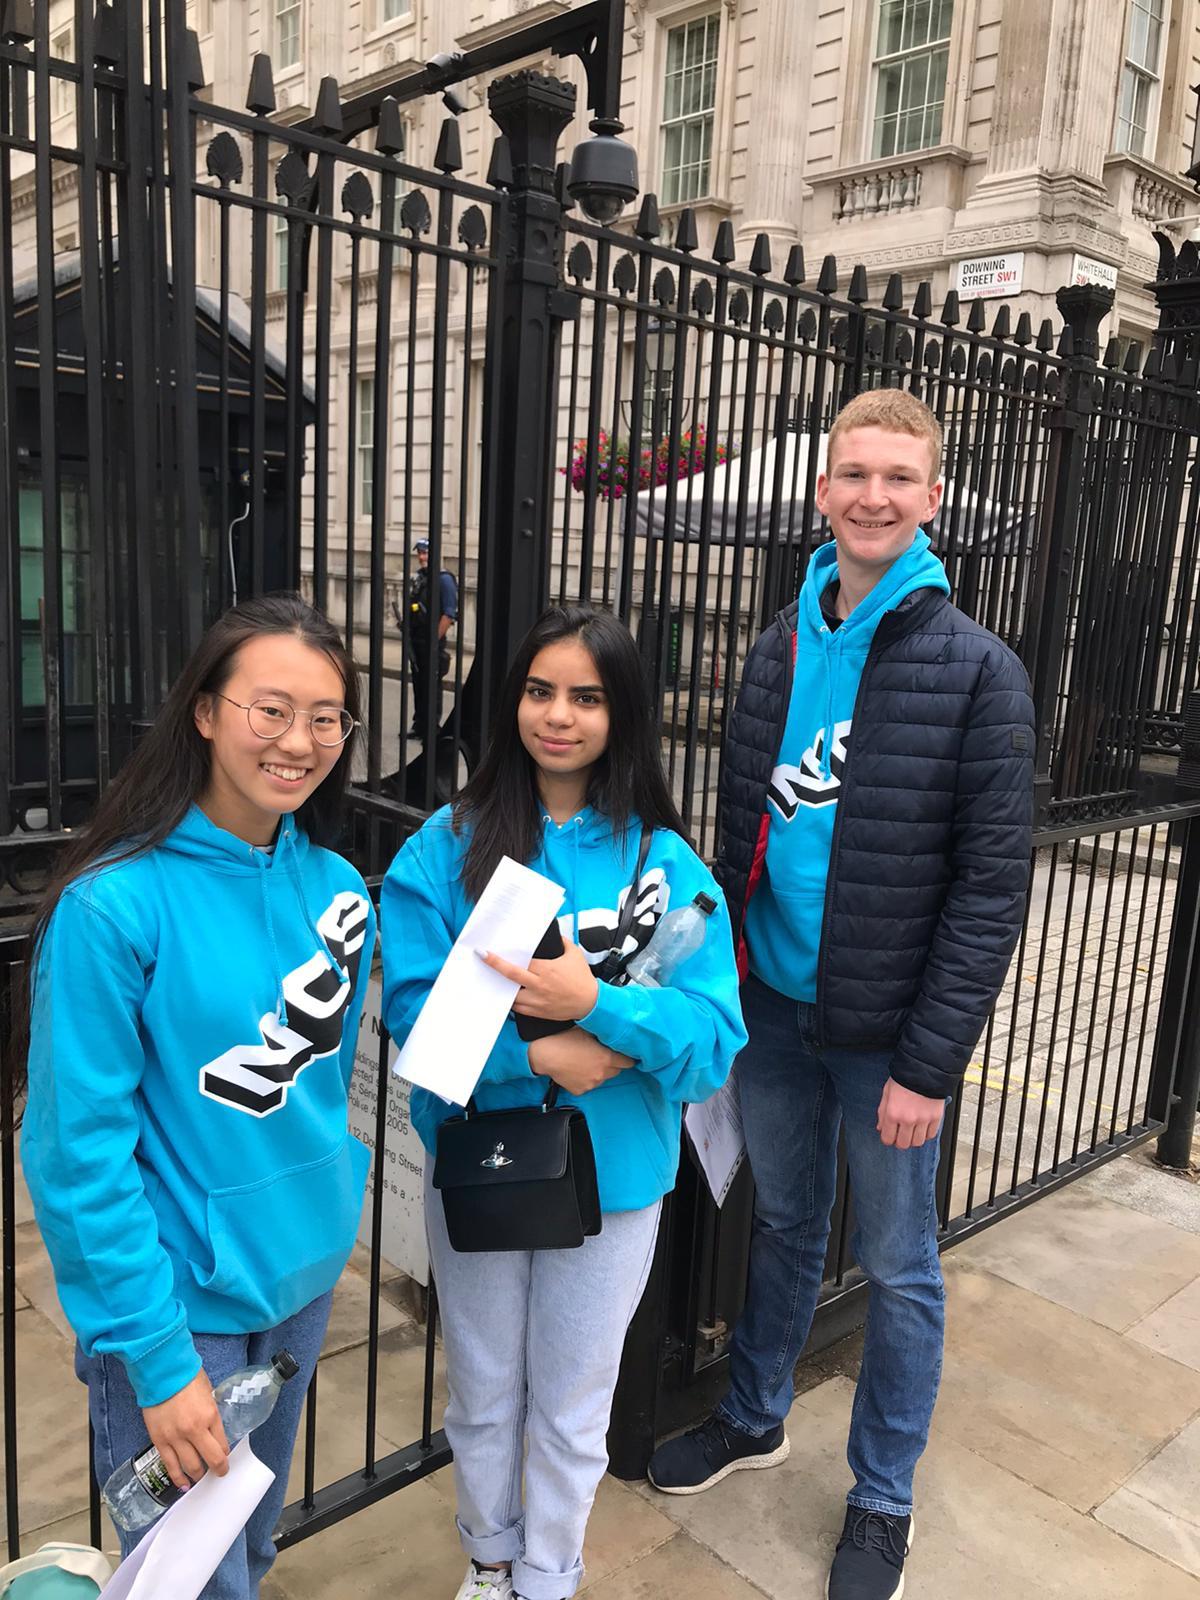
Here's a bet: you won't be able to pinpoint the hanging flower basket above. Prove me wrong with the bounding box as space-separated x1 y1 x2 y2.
562 426 735 501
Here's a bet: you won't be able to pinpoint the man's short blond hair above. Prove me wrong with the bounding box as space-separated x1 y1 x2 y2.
827 390 943 482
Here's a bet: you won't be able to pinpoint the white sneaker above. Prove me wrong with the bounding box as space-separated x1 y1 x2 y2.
454 1562 514 1600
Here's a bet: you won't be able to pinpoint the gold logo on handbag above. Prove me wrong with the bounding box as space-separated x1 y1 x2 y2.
481 1142 513 1170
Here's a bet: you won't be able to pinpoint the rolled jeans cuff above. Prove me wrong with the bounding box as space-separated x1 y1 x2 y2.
458 1515 523 1566
512 1554 585 1600
846 1494 913 1518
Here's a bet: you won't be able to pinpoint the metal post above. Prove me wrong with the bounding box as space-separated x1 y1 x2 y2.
1024 283 1112 820
1151 815 1200 1168
481 70 577 690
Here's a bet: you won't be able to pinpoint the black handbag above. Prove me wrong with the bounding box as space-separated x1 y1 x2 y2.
432 826 653 1253
432 1081 601 1252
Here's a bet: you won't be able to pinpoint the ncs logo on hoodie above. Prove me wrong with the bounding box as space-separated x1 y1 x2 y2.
564 868 669 969
768 719 852 819
198 890 370 1117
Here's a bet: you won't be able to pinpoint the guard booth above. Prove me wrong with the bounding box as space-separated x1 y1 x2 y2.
7 251 308 832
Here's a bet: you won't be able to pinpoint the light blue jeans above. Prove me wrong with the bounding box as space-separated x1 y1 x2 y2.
718 976 945 1516
425 1166 660 1600
76 1291 332 1600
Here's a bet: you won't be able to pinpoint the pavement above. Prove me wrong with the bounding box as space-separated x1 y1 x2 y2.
5 1132 1200 1598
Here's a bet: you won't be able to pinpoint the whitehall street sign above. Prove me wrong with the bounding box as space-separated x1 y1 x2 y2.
1069 253 1119 292
953 251 1025 300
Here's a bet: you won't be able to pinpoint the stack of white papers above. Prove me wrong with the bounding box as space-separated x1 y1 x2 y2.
393 856 566 1106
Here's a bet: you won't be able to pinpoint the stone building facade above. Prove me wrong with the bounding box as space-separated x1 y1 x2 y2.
19 1 1200 658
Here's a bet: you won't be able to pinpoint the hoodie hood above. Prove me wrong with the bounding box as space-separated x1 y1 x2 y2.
165 805 331 1024
799 529 950 642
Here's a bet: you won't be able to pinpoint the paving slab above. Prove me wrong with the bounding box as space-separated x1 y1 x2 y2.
282 1325 448 1504
580 1529 770 1598
320 1258 412 1361
637 1374 1200 1599
1128 1274 1200 1372
956 1184 1200 1332
1 1305 92 1534
13 1129 35 1226
1075 1148 1200 1235
268 1475 464 1598
1095 1411 1200 1579
1096 1486 1200 1581
932 1259 1200 1511
13 1218 70 1340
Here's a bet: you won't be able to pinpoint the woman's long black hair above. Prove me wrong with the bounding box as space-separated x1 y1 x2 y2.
9 593 361 1103
453 604 687 901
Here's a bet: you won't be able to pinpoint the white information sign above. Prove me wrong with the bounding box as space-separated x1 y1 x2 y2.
953 251 1024 300
347 973 429 1287
1070 252 1118 292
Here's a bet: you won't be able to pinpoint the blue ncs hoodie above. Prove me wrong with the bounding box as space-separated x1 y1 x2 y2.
745 532 951 1001
22 805 376 1408
381 807 747 1212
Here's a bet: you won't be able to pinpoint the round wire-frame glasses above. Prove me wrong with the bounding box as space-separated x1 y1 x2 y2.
215 693 358 747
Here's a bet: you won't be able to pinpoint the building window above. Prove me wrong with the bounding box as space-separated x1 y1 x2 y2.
19 481 93 709
1115 0 1165 157
381 0 411 22
660 12 720 206
276 0 302 70
357 376 376 519
872 0 953 159
274 212 289 291
52 29 72 118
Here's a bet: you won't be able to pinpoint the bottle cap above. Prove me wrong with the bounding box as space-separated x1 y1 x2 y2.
694 892 717 916
271 1349 300 1381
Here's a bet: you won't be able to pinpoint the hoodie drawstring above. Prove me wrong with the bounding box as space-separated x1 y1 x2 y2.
540 812 586 942
255 849 288 1024
258 827 348 1026
821 626 839 781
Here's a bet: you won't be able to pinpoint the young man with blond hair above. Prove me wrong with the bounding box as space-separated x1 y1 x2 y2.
648 390 1035 1598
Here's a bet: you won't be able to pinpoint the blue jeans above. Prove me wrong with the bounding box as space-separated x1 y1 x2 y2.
718 977 945 1516
76 1291 332 1600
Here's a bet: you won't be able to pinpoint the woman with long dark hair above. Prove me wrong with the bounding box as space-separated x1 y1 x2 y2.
382 604 746 1600
20 595 375 1600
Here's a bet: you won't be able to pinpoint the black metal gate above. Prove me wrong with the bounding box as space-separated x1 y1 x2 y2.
2 0 1199 1560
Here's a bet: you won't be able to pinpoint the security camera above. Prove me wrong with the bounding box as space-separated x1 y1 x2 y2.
442 85 469 117
425 50 465 78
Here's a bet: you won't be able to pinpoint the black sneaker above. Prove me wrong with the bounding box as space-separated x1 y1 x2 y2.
827 1507 913 1600
647 1414 789 1495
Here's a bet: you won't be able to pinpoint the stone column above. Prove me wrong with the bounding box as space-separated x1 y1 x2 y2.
736 0 808 244
962 0 1125 214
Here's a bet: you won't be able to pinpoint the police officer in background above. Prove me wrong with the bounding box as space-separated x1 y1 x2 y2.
393 538 458 744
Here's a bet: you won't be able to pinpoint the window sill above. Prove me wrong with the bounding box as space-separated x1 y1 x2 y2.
655 195 734 219
363 13 416 48
274 59 305 85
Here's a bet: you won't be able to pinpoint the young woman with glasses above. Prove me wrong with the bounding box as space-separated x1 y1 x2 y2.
19 594 374 1600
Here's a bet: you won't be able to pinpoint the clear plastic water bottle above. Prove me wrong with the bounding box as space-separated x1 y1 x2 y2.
624 892 717 988
103 1348 300 1532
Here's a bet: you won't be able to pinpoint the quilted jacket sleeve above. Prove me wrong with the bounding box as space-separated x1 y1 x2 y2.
888 644 1035 1098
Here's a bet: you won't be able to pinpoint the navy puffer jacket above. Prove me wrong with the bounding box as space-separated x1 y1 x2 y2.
717 588 1035 1098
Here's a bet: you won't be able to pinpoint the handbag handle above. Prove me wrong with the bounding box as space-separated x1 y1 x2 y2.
465 1079 558 1118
